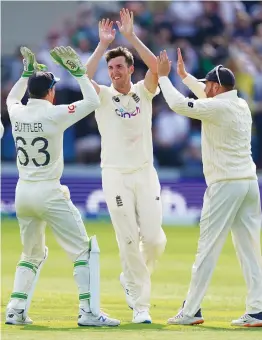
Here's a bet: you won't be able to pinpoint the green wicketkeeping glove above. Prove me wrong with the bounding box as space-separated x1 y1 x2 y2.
20 46 47 77
50 46 86 77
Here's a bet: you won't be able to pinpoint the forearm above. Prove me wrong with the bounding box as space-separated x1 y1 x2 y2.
127 33 157 73
85 43 108 79
6 77 28 109
61 75 101 129
183 74 206 99
76 75 100 110
159 76 216 121
159 76 186 112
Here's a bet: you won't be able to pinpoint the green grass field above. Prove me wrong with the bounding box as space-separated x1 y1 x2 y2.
1 219 261 340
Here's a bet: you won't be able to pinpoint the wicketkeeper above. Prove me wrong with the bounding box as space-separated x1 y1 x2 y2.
5 46 120 327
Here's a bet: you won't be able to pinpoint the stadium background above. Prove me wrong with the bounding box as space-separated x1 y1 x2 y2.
1 2 262 339
1 0 262 224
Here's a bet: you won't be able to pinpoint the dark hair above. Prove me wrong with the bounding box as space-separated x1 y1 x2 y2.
105 46 134 67
29 89 50 99
222 84 235 92
28 72 56 99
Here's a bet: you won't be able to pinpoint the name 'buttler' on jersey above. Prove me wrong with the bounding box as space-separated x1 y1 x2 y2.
95 80 160 172
7 76 99 181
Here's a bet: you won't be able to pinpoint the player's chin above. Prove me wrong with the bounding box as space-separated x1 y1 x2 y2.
112 79 123 86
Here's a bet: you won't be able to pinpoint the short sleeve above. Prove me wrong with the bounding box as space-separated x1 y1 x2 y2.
136 80 160 100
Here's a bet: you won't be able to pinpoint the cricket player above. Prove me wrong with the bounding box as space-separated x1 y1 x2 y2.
157 49 262 327
5 46 120 327
85 9 167 323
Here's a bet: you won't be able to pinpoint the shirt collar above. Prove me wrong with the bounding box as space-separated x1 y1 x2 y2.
27 99 53 107
110 82 136 96
214 90 238 99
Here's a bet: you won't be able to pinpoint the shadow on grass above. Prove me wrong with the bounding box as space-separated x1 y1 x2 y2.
199 325 262 332
15 323 166 331
6 324 261 332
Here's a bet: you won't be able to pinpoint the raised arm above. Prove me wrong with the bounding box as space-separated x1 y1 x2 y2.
117 8 158 93
157 51 218 122
85 18 116 88
50 46 100 129
51 75 100 130
7 47 46 113
6 77 28 113
177 48 206 99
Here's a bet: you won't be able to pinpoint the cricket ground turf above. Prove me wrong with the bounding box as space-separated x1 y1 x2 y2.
1 220 261 340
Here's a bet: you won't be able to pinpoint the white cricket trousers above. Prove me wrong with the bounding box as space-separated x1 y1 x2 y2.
102 165 167 311
183 179 262 317
15 179 89 263
9 179 92 311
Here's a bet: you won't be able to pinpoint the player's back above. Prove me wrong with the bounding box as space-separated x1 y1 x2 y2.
10 99 64 181
201 93 257 185
8 74 100 181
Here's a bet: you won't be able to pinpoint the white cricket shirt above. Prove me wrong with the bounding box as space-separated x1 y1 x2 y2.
95 81 159 172
159 76 257 186
7 76 100 181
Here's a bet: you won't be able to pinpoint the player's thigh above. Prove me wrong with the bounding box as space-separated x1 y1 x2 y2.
43 186 89 261
135 167 163 242
15 180 44 217
199 180 249 249
17 215 46 264
102 169 139 244
231 180 262 246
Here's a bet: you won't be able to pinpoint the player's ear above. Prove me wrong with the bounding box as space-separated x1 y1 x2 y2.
213 82 219 93
129 65 134 75
48 87 55 101
217 83 221 92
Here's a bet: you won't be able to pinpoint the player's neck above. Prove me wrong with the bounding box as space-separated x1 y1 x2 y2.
43 98 53 104
42 92 54 104
113 83 131 95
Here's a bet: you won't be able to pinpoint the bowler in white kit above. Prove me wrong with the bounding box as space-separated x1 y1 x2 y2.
85 9 167 323
5 46 120 327
157 49 262 327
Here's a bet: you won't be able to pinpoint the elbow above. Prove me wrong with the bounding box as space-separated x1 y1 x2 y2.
162 93 187 114
90 95 101 111
6 96 12 111
164 98 177 111
166 100 184 115
6 92 12 105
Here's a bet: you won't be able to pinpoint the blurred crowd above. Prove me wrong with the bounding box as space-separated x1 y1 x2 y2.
1 1 262 173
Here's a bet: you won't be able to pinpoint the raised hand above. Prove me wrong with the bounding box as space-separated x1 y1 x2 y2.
177 48 187 79
157 50 172 77
50 46 86 77
116 8 134 39
20 46 47 77
99 18 116 47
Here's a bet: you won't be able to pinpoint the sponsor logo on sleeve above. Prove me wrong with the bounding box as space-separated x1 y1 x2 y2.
68 104 76 114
